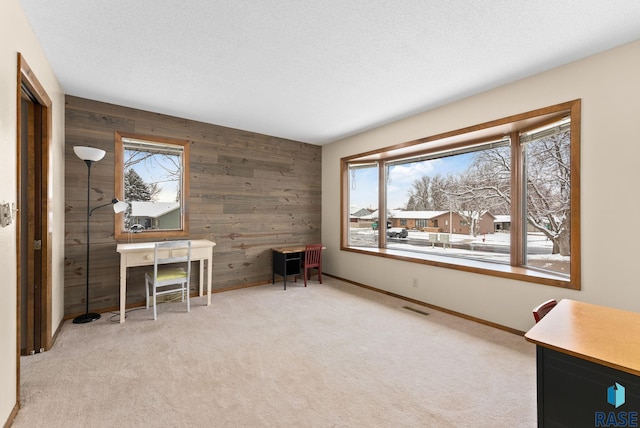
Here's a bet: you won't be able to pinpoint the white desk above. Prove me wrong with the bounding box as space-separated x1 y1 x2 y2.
116 239 216 323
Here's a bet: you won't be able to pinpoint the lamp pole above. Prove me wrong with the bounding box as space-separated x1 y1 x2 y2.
73 158 101 324
72 146 127 324
72 146 106 324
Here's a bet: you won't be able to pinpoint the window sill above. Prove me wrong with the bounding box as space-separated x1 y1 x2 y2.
341 245 579 290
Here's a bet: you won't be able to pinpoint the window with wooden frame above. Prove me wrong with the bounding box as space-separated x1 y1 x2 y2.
342 100 581 289
115 132 190 240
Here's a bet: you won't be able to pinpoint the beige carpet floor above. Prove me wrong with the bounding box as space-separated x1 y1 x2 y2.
14 277 537 427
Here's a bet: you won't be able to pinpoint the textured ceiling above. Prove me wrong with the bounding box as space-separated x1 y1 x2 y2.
17 1 640 145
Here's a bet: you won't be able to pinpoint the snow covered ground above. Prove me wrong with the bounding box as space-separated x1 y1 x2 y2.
348 228 569 275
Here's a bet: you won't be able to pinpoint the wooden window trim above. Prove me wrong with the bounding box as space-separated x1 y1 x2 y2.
114 131 190 241
341 100 581 290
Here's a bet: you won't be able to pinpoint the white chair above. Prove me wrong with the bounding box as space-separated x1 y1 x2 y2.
145 240 192 320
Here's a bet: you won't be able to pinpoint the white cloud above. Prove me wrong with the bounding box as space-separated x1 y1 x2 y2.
388 160 441 188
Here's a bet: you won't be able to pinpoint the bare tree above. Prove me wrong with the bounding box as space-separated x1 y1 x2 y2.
405 174 450 210
406 176 431 210
430 175 450 210
447 174 499 237
471 133 571 255
524 132 571 255
403 130 570 252
124 149 181 199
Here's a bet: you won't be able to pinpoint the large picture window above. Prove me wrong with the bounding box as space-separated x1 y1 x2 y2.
115 132 190 240
342 100 581 289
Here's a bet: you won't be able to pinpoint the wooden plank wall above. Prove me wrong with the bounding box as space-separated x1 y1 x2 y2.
64 96 321 317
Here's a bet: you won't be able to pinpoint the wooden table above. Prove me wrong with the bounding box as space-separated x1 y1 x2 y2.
272 246 306 290
272 245 325 290
116 239 216 323
525 299 640 426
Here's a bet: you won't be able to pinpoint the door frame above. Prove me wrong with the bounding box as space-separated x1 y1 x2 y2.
16 53 53 403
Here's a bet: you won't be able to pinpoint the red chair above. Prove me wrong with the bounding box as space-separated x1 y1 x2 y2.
532 299 558 323
300 244 323 287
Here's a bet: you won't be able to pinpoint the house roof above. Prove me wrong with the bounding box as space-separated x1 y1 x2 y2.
375 209 497 220
131 201 180 218
350 208 373 217
389 210 449 219
17 1 640 145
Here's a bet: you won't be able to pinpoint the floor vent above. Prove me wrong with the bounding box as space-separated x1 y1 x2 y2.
403 306 429 316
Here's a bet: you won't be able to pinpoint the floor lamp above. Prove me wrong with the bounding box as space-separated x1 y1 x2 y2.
73 146 128 324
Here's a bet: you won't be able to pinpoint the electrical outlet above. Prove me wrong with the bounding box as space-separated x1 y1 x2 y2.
412 277 418 288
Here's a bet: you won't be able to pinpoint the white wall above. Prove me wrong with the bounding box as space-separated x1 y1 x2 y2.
0 0 65 424
322 39 640 333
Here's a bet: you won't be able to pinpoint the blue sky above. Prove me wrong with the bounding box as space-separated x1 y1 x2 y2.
350 153 474 212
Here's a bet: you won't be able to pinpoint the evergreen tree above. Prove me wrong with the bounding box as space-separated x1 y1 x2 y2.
124 169 155 202
123 169 158 228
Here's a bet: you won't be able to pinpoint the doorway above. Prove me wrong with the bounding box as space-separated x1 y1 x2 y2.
19 87 46 354
16 53 53 399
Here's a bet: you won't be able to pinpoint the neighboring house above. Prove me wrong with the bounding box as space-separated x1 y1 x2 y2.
130 201 181 230
349 207 373 223
386 210 447 231
349 208 376 228
493 215 549 233
494 215 511 232
387 210 496 235
351 207 373 218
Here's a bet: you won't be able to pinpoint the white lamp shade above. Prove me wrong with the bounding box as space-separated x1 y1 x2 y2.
74 146 106 162
113 200 128 213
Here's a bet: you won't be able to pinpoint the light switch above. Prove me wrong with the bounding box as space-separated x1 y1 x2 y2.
0 202 13 227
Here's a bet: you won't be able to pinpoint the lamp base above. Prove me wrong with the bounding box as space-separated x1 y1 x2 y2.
72 312 101 324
